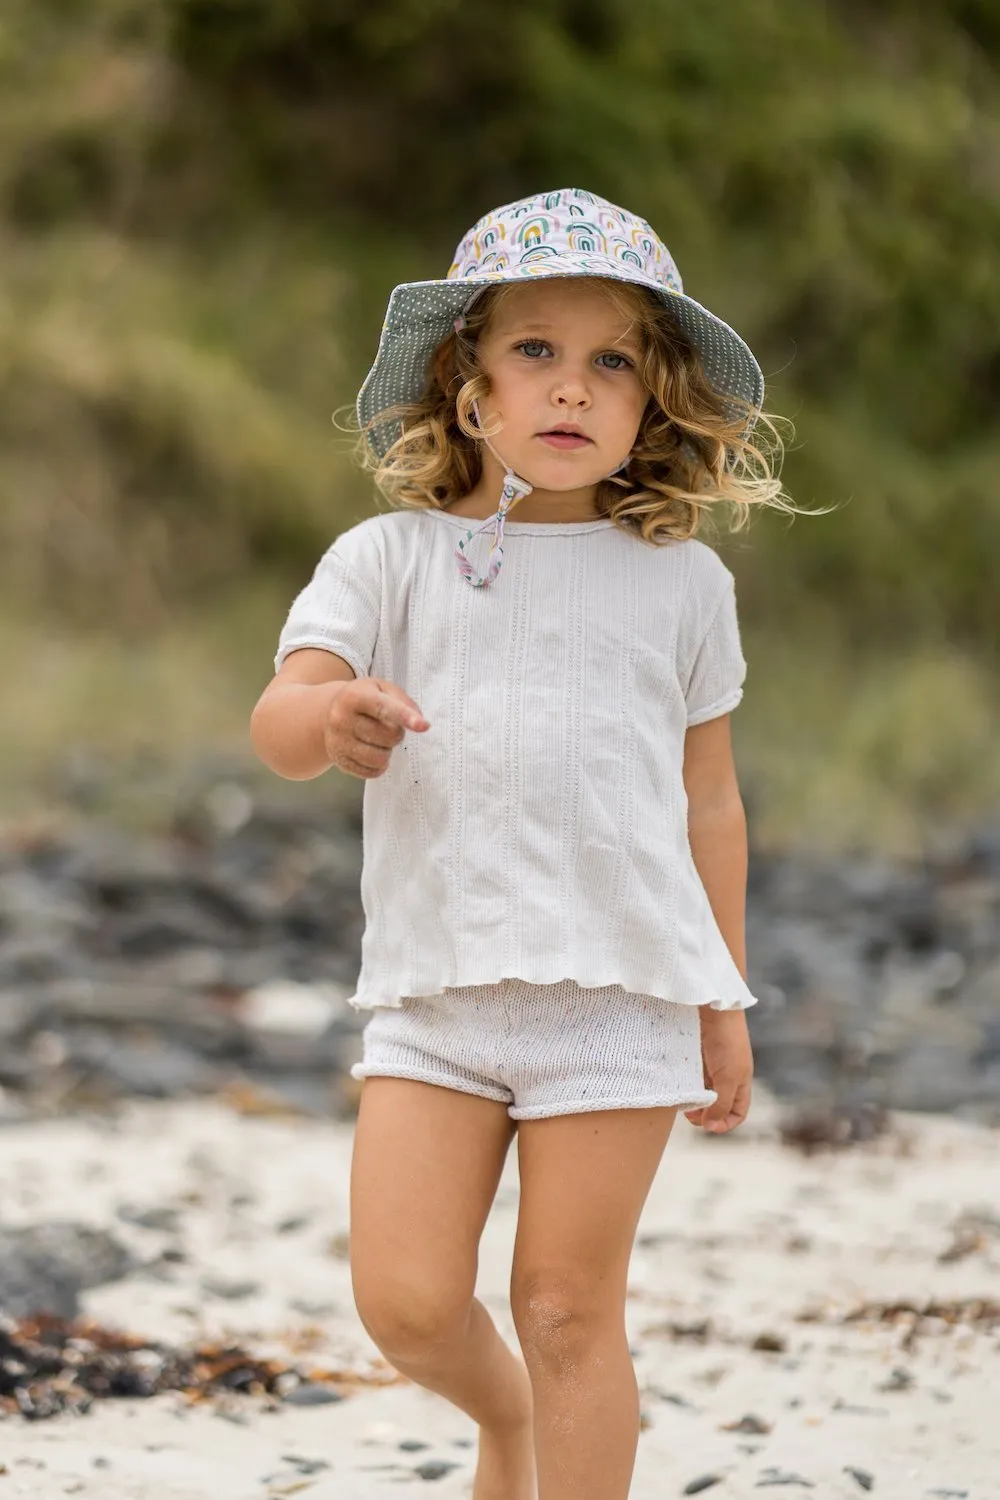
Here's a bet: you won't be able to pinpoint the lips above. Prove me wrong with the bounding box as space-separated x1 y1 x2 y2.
538 426 593 449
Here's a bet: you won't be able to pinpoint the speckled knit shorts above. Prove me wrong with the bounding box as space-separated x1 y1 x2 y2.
350 977 717 1120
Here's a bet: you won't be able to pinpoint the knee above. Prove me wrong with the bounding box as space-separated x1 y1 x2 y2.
511 1270 612 1376
353 1272 472 1365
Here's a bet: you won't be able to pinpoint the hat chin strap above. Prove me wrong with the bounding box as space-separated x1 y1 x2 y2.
453 398 631 588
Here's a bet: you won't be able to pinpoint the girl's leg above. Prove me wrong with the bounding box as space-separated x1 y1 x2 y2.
350 1077 536 1499
510 1106 679 1500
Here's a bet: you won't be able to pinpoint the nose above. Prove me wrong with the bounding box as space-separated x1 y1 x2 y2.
551 367 591 410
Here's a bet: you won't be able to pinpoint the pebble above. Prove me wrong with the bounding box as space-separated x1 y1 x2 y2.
115 1203 182 1233
199 1275 261 1300
722 1412 772 1433
275 1455 330 1476
414 1460 460 1481
280 1382 344 1407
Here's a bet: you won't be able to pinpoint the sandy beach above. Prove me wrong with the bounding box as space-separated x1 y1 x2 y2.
0 1086 996 1499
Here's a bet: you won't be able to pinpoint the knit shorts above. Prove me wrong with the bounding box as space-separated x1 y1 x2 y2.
350 977 718 1120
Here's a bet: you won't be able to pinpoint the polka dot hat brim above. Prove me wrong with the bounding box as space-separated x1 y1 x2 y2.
356 191 766 461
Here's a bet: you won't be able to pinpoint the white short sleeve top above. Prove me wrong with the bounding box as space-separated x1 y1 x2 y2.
274 507 757 1012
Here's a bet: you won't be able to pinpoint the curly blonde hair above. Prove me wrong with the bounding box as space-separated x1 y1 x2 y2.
357 279 802 542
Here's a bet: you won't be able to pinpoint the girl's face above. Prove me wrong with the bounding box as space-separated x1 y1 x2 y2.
473 279 648 504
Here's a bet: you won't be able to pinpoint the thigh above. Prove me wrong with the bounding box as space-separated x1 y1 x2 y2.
350 1077 516 1326
511 1107 678 1316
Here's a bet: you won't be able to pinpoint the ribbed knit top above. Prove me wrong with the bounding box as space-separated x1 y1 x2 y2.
274 507 758 1012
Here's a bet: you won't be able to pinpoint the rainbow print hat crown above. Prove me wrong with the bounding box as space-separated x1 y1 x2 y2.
357 187 765 460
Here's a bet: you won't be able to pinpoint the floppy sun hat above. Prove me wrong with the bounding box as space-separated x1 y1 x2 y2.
356 186 766 587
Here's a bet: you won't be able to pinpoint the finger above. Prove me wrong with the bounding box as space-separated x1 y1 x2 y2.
724 1079 752 1129
369 681 430 730
696 1081 752 1134
353 715 404 750
683 1105 711 1126
701 1092 735 1129
342 739 391 774
371 693 425 735
372 678 425 715
691 1090 738 1133
365 694 426 733
340 753 385 780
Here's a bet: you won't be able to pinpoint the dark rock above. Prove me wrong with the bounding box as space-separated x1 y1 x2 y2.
414 1461 459 1481
199 1276 261 1300
277 1455 330 1475
722 1413 772 1433
0 1224 134 1318
751 1331 787 1351
115 1203 182 1234
61 1029 223 1097
877 1366 915 1392
276 1214 312 1234
280 1381 344 1406
684 1478 724 1496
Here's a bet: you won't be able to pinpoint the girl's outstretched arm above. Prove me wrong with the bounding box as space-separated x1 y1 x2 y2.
250 648 428 781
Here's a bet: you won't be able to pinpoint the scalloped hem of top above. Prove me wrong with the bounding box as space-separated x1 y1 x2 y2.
345 976 759 1012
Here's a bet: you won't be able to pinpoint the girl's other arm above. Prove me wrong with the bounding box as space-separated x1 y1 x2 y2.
250 648 428 781
682 713 748 980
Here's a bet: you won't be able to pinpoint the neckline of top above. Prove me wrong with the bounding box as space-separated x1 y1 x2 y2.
423 508 616 537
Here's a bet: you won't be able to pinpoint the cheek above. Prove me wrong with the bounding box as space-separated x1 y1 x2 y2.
484 366 533 420
609 378 647 432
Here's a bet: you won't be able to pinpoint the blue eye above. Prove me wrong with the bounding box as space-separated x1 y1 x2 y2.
597 351 633 370
516 340 550 358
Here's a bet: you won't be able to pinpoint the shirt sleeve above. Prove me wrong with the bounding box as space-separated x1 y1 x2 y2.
682 566 747 727
273 522 382 679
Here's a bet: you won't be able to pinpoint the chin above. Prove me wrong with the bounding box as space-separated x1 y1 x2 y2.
519 457 607 490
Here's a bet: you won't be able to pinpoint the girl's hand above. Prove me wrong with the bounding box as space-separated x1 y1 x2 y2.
684 1009 753 1135
323 677 429 779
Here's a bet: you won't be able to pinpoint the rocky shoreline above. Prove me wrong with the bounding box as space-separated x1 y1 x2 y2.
1 764 998 1126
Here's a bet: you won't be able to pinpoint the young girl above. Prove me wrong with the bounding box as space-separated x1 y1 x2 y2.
251 187 796 1500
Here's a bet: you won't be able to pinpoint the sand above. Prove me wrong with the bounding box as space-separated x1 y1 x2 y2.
0 1086 996 1499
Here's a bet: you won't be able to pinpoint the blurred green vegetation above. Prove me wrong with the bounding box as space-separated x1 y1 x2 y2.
1 0 998 851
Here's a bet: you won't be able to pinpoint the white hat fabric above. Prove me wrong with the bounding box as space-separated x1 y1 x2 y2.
357 187 765 459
